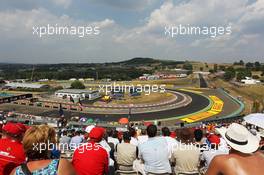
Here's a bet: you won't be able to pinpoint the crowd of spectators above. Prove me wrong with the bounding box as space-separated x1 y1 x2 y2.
0 113 263 175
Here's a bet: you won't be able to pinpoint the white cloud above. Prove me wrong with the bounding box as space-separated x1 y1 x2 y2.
50 0 72 9
0 0 263 63
0 8 119 63
87 0 157 11
113 0 264 62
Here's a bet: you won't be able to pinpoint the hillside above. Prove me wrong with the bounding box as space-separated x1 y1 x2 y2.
118 57 184 66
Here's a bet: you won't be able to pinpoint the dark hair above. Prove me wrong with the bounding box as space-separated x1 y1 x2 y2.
141 129 147 135
194 129 203 142
113 130 118 138
147 124 157 138
107 128 113 137
62 130 67 135
123 131 131 141
129 127 136 137
177 128 192 144
161 127 170 136
76 130 81 135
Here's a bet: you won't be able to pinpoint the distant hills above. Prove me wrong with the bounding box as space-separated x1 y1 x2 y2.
119 57 160 65
0 57 187 80
117 57 184 66
0 57 184 66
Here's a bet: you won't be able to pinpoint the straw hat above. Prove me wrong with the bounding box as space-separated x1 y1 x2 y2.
216 123 259 154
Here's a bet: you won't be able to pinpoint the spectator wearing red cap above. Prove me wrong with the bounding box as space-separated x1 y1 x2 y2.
200 134 228 172
72 127 109 175
0 122 26 175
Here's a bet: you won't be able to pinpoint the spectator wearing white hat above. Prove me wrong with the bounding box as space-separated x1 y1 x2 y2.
206 123 264 175
84 125 95 141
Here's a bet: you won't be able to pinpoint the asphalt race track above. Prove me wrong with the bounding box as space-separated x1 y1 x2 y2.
37 89 210 122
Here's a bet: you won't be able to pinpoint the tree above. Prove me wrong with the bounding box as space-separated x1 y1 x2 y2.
70 80 85 89
245 62 254 69
213 64 218 72
236 72 249 81
239 60 244 66
224 70 235 81
209 69 214 73
254 61 261 71
182 61 193 70
219 65 226 71
236 68 252 81
252 75 260 79
261 65 264 76
233 60 244 66
224 67 236 81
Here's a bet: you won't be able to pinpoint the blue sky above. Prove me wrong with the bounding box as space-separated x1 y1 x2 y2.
0 0 263 63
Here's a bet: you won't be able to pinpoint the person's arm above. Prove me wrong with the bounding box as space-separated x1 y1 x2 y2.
205 156 222 175
58 158 76 175
9 168 16 175
104 153 109 175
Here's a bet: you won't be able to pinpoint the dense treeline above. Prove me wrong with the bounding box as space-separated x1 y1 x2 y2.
0 58 185 80
223 60 264 81
0 66 152 81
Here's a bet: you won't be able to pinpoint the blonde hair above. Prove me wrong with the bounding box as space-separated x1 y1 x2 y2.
23 125 56 160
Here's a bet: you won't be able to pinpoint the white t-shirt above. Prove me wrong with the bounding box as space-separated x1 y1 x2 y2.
99 139 114 166
130 137 139 146
200 148 229 169
108 137 119 148
164 136 179 159
138 135 148 145
139 137 171 174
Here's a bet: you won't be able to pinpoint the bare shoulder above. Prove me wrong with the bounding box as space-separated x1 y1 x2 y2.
214 154 242 166
9 168 16 175
59 158 71 164
212 154 229 163
206 155 228 175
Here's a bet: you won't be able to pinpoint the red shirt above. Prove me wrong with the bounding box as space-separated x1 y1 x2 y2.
0 138 26 175
72 142 108 175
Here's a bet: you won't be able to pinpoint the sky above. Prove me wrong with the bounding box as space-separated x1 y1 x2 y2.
0 0 263 63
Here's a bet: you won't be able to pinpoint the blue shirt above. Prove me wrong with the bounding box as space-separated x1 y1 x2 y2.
70 135 83 149
15 159 59 175
138 137 172 173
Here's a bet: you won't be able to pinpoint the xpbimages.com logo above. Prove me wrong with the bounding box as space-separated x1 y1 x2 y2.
165 24 232 38
32 24 100 38
33 141 103 154
98 83 166 95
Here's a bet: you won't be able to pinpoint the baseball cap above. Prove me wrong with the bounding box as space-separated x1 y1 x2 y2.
2 122 25 136
89 127 105 141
